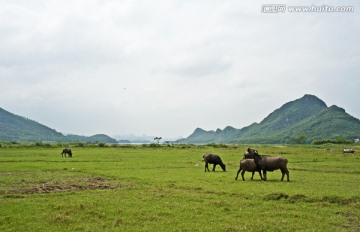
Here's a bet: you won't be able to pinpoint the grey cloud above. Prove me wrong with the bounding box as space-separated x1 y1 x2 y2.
0 0 359 138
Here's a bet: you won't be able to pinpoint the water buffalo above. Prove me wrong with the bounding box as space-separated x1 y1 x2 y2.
245 148 289 181
203 154 226 172
61 148 72 158
235 158 263 181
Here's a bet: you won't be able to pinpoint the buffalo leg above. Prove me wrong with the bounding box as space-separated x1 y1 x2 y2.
257 171 263 180
251 171 255 180
212 164 217 172
241 170 246 181
263 170 267 181
205 163 209 172
235 168 241 180
281 168 290 181
286 170 290 181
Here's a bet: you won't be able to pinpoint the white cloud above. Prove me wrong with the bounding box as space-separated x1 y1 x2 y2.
0 0 359 138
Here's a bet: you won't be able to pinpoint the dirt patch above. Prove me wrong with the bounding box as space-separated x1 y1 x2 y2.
335 211 360 231
264 192 289 200
321 195 360 205
264 193 360 205
8 177 115 195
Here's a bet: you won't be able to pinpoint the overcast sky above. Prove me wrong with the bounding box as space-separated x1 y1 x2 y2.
0 0 359 139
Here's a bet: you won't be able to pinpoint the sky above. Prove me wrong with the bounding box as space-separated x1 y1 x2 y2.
0 0 359 139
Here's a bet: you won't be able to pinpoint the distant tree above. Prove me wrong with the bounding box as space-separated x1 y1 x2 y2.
312 138 352 145
297 135 308 144
154 137 162 144
291 135 308 144
98 142 106 147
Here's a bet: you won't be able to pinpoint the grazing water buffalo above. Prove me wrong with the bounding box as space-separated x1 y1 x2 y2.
61 148 72 158
203 154 226 172
235 158 263 181
245 148 289 181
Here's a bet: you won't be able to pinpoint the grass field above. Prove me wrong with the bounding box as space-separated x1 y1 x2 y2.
0 144 359 231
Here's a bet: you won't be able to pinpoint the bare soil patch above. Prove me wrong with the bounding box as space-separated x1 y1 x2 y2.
8 177 115 194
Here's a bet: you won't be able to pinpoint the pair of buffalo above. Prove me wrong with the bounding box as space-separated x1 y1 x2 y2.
203 148 290 182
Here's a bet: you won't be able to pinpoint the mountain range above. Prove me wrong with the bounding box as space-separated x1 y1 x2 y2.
0 107 116 143
1 94 359 144
177 94 360 144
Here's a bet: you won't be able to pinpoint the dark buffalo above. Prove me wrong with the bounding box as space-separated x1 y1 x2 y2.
245 148 289 181
235 158 263 181
203 154 226 172
61 148 72 158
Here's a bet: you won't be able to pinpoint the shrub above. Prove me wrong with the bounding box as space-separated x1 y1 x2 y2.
35 142 43 146
312 138 353 145
76 143 85 147
98 143 106 147
206 143 228 148
149 143 161 148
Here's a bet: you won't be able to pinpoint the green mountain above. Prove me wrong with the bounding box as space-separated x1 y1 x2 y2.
0 107 117 143
178 94 360 144
62 134 117 143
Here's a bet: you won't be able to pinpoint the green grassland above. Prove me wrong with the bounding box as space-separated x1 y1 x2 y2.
0 144 359 231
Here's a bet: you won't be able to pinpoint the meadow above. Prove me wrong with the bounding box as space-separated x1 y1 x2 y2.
0 144 359 231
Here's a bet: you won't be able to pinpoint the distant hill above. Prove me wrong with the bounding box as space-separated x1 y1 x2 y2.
0 107 117 143
63 134 117 143
178 94 360 144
